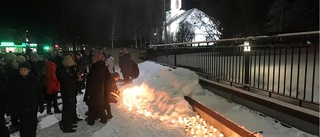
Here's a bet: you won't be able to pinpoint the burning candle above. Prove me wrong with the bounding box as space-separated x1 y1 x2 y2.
204 133 208 137
185 128 188 132
204 127 207 133
209 132 213 137
160 117 164 121
219 133 224 137
171 119 175 124
213 128 217 133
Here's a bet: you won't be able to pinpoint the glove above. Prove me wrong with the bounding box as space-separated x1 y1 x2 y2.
39 105 45 114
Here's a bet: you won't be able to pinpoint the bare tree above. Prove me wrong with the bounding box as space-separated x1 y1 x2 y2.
190 9 221 40
176 22 195 43
109 9 119 49
128 25 139 49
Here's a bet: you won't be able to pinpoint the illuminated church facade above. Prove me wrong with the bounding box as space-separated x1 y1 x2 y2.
163 0 221 44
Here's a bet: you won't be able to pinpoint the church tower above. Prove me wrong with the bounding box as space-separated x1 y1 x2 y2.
170 0 181 11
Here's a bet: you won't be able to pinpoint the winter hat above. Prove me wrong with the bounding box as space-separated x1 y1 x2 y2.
5 53 17 61
29 52 39 60
62 55 75 67
19 62 31 70
16 55 26 63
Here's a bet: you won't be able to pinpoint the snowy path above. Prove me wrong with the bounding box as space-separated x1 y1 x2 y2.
9 61 317 137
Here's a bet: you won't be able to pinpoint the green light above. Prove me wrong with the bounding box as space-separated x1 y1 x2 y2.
1 42 14 46
43 46 50 50
30 43 37 47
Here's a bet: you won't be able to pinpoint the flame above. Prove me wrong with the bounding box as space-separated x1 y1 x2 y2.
122 85 154 118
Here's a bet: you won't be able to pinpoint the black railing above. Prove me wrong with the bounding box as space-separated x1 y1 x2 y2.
148 31 319 105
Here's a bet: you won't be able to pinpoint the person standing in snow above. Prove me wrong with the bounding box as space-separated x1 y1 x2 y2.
74 53 87 94
56 55 83 133
28 53 41 79
45 55 62 114
4 53 21 132
0 54 10 137
105 54 115 73
119 48 132 85
12 62 45 137
84 51 112 125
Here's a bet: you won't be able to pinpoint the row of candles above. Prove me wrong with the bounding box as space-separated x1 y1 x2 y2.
132 107 225 137
175 114 225 137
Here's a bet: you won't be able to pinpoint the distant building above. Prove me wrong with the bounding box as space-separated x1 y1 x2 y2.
163 0 221 44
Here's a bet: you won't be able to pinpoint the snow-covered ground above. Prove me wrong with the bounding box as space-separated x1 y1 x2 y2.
9 61 317 137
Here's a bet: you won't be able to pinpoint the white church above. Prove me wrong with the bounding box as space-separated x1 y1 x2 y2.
163 0 221 44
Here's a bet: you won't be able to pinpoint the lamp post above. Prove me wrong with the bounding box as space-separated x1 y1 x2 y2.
25 29 31 55
163 0 168 44
243 41 250 90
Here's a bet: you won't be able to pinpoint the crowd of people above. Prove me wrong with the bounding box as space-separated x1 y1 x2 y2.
0 48 138 137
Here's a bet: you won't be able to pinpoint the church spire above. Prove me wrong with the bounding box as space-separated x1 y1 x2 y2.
170 0 181 11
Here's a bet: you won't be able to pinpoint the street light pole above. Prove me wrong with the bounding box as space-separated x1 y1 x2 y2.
163 0 168 44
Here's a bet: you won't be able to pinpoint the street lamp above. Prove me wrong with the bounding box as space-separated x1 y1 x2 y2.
243 41 251 51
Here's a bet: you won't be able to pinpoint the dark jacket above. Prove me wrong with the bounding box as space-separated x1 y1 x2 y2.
4 63 19 110
84 60 111 107
12 74 44 110
119 53 132 74
0 64 8 114
56 65 78 101
28 60 41 79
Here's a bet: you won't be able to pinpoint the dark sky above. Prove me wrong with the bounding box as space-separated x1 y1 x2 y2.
0 0 318 46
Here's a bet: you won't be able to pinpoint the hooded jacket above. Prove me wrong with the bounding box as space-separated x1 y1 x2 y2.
84 60 111 107
105 56 115 73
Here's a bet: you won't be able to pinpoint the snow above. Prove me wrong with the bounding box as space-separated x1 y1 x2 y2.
9 61 317 137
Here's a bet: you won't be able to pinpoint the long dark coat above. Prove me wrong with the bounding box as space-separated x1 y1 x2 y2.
0 64 8 114
119 53 132 75
84 60 111 107
12 74 44 111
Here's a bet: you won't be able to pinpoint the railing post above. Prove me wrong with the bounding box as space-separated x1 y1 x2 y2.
244 52 250 87
243 41 251 90
174 45 177 66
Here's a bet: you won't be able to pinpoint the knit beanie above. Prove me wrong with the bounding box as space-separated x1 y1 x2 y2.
19 62 31 70
62 55 75 67
29 52 39 60
5 53 17 61
16 55 26 63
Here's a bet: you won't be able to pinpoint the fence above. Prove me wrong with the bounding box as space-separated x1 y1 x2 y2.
148 31 319 105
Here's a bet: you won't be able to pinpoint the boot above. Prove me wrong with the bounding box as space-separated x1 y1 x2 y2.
54 109 62 113
106 109 113 119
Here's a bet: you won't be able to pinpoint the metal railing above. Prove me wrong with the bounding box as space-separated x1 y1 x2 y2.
148 31 320 105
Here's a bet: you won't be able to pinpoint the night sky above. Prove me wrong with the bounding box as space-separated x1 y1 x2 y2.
0 0 318 47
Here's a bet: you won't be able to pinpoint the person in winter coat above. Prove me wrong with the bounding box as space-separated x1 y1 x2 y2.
119 48 132 85
28 52 41 79
105 54 115 73
74 53 86 94
3 53 20 132
0 54 10 137
45 55 62 114
108 72 120 104
56 55 83 133
12 62 45 137
84 51 112 125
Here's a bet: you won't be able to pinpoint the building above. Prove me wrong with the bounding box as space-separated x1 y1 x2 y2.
163 0 221 44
